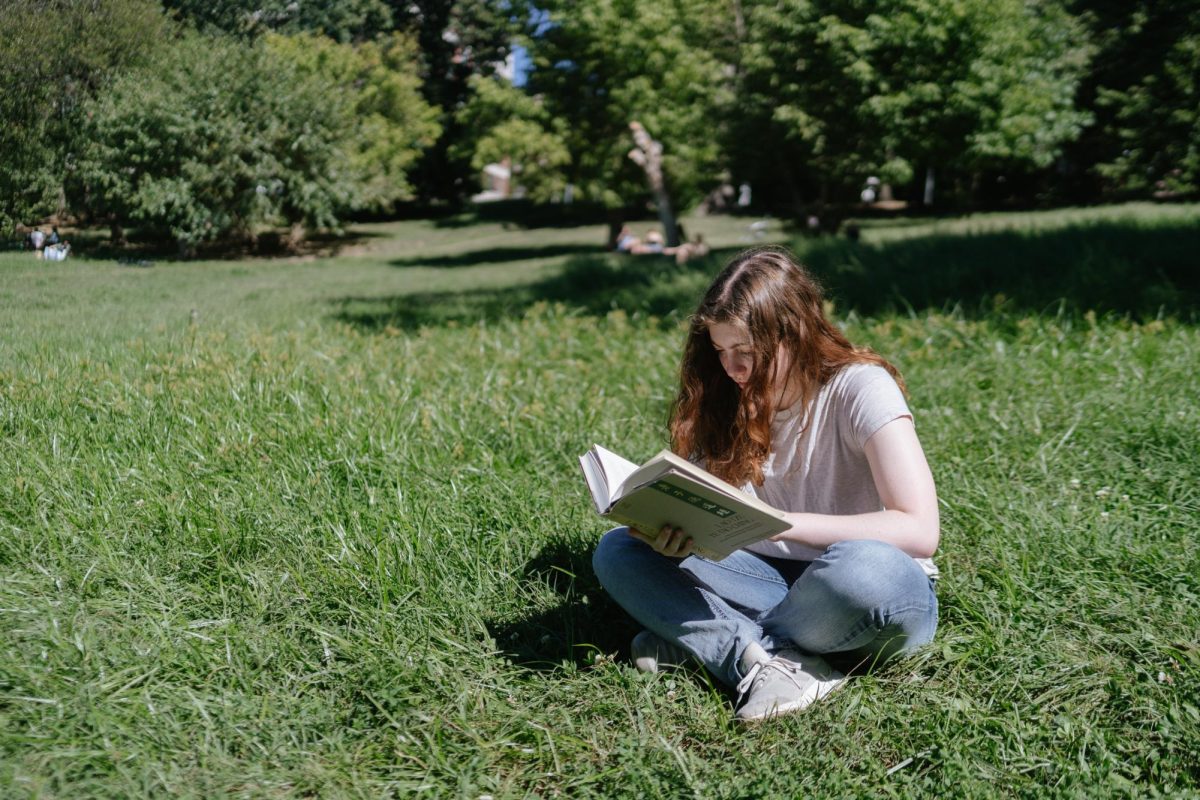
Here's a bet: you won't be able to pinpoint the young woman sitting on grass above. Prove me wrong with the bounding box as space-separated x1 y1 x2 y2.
592 245 940 722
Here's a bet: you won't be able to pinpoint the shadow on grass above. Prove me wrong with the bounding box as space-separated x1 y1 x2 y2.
483 535 932 683
387 243 601 269
428 198 647 229
807 219 1200 318
485 537 639 672
69 226 387 263
334 248 732 331
333 218 1200 332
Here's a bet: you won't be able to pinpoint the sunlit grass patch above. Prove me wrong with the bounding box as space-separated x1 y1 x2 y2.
1 204 1198 796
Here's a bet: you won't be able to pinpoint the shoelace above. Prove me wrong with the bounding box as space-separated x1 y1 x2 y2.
734 656 810 706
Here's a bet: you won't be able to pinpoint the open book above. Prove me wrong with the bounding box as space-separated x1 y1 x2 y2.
579 444 790 560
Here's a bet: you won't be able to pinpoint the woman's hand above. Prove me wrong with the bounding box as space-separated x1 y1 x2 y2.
628 524 695 558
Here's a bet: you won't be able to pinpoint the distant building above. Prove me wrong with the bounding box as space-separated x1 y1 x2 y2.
473 158 512 202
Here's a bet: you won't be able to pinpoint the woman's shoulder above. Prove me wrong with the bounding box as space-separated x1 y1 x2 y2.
828 362 897 395
827 363 910 442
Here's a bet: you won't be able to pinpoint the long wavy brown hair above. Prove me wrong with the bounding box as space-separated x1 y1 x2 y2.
669 246 904 486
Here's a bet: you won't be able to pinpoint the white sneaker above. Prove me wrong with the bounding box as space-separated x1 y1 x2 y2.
734 649 846 722
630 630 694 674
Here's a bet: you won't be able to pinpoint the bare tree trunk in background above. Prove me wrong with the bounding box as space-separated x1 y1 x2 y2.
733 0 746 44
606 207 624 250
783 163 806 217
881 147 895 202
284 222 306 253
628 121 680 247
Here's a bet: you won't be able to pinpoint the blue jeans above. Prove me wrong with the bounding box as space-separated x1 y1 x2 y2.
592 528 938 688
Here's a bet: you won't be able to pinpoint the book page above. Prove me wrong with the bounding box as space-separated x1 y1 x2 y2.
592 445 640 499
579 452 610 512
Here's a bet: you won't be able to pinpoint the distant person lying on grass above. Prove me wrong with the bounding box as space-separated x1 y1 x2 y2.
613 226 710 264
593 245 940 722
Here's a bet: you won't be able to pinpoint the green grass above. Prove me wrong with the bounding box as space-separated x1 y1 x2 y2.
1 204 1198 797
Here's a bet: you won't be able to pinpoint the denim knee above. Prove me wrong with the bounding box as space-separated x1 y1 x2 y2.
592 526 634 589
806 539 929 614
763 539 936 660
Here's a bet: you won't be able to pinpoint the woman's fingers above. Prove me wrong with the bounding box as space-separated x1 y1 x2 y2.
624 524 693 557
657 524 692 557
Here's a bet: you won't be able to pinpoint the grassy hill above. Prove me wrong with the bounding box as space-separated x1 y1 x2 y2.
1 204 1198 797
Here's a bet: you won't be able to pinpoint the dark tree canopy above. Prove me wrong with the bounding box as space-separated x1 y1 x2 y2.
3 0 1199 247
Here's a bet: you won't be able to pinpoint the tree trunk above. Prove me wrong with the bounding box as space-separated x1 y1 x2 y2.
284 222 306 252
782 164 806 217
924 166 936 206
606 207 624 250
627 121 680 247
881 147 895 202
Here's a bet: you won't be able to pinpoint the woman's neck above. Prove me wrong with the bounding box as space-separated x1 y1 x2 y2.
771 375 803 415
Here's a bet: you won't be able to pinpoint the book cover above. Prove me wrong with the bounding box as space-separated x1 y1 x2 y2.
580 445 790 560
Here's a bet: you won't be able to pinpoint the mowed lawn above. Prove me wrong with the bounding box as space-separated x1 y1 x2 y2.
1 205 1198 797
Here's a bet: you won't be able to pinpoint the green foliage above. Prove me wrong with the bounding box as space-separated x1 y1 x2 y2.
393 0 521 108
162 0 394 41
76 33 356 252
474 119 572 203
8 0 1200 236
265 32 442 211
393 0 526 201
963 1 1094 170
1068 2 1200 198
527 0 730 209
0 0 167 230
1090 8 1200 195
454 75 570 202
159 1 525 202
735 0 1091 204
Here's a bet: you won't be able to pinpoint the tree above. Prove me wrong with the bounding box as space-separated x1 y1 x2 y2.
76 33 357 254
452 74 570 203
1071 1 1200 197
525 0 729 216
161 0 394 42
388 0 526 202
733 0 1091 210
628 122 680 245
265 32 442 212
0 0 167 231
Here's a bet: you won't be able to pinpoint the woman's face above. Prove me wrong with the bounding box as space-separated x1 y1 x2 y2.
707 321 794 408
708 322 755 388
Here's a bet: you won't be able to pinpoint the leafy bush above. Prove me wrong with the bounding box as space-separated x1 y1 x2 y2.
453 75 570 202
265 32 441 213
77 32 356 253
0 0 166 231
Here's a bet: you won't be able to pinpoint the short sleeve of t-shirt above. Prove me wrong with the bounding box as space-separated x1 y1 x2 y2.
839 365 912 450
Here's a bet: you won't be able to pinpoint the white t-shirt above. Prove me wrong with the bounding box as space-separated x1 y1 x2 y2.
741 363 939 578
